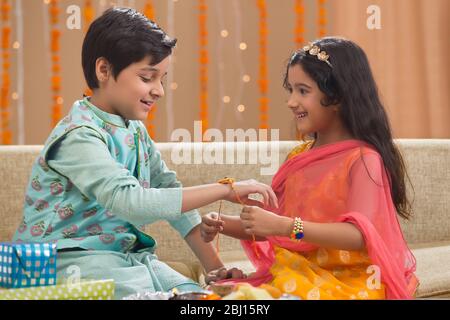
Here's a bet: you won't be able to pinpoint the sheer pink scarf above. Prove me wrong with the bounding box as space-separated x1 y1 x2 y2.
222 140 417 299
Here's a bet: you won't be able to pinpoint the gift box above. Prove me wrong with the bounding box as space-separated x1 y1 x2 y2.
0 242 57 288
0 279 115 300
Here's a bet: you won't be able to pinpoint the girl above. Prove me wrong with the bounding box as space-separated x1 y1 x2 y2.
201 37 418 299
12 8 278 299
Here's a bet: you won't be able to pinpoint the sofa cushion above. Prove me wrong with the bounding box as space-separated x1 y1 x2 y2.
1 140 450 299
0 146 42 242
412 244 450 298
2 140 450 246
396 140 450 245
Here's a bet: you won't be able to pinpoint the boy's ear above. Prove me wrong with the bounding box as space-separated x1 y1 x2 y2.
95 57 111 83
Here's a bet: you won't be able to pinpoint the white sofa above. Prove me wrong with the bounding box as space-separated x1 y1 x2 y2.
1 139 449 298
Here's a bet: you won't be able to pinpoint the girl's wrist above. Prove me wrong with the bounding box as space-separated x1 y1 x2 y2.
280 216 295 237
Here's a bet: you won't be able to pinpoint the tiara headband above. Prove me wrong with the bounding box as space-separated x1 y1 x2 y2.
302 43 332 68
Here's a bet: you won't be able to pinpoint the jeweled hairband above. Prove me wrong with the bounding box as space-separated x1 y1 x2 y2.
302 43 333 68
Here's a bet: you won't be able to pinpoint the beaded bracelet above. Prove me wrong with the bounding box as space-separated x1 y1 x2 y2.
290 217 304 241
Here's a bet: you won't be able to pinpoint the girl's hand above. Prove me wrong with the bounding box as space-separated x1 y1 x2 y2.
205 267 247 285
240 205 293 238
224 179 279 208
200 212 224 243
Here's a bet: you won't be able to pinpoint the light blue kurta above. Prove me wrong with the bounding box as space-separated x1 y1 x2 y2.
13 98 203 298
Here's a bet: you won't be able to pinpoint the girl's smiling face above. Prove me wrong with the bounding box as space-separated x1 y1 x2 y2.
95 55 170 122
285 64 348 142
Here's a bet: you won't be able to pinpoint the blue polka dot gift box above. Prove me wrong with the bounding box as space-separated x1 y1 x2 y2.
0 242 57 289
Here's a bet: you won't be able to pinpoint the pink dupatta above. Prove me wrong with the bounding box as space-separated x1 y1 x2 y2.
223 140 417 299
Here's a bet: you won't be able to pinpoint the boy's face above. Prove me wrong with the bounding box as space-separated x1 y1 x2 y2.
103 55 170 121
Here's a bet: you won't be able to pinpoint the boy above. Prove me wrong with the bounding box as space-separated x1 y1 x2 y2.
13 8 277 299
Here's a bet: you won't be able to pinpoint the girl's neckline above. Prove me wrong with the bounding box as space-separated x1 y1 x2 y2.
307 138 365 151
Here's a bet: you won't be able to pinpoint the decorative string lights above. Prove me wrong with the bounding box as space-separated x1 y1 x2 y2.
317 0 327 37
15 0 25 145
143 0 157 139
1 0 12 144
213 0 227 129
294 0 305 48
198 0 208 138
48 0 63 127
256 0 268 129
230 0 246 123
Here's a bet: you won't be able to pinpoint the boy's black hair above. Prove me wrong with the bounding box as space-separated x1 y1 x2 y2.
82 7 177 89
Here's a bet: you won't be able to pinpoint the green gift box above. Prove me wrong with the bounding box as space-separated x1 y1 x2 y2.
0 279 115 300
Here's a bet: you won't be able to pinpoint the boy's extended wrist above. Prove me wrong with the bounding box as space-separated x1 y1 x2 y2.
216 181 233 201
205 263 225 274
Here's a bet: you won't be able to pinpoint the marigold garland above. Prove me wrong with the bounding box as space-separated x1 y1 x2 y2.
83 0 94 98
49 0 63 127
143 0 155 20
198 0 208 138
294 0 305 47
256 0 268 129
83 0 94 32
0 0 11 144
317 0 327 37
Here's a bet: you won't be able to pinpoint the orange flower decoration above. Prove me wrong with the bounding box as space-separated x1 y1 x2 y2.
294 0 305 47
257 0 269 129
49 0 63 126
198 0 208 138
317 0 327 37
0 0 11 144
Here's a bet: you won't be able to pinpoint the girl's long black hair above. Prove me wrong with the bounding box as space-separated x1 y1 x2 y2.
284 37 412 219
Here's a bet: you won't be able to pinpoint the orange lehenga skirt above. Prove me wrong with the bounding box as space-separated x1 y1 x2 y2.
260 141 384 299
264 246 385 299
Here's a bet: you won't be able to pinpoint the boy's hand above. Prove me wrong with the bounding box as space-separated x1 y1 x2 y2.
200 212 223 242
205 267 246 284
